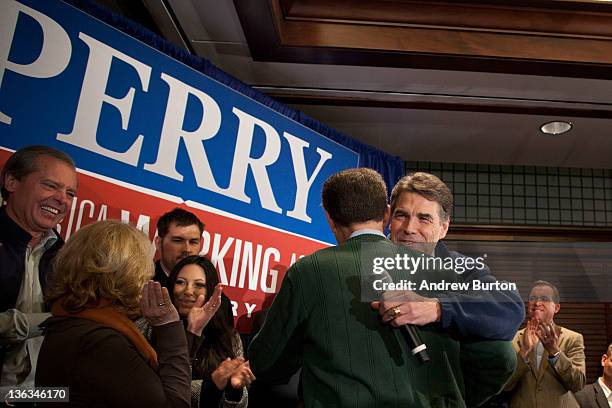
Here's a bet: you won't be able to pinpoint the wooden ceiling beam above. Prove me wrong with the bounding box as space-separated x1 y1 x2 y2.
235 0 612 78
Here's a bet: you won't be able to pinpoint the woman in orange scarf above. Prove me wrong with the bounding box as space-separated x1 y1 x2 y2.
35 220 191 407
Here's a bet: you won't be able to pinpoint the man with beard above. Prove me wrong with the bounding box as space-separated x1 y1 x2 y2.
505 280 585 408
0 145 78 387
153 208 204 288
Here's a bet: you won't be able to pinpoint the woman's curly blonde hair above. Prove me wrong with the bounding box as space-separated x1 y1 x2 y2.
46 220 154 319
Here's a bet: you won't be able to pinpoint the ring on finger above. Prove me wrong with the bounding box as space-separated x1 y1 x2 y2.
389 307 401 319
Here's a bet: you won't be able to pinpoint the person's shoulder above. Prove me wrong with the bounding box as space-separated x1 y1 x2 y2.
438 243 468 261
46 229 65 254
559 326 583 339
51 228 64 243
513 327 526 342
46 317 131 347
574 381 599 399
0 208 31 245
313 235 393 259
286 246 334 278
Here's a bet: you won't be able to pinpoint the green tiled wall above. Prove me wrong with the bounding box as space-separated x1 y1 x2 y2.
405 162 612 226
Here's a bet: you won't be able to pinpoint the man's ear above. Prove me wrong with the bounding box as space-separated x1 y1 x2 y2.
324 211 336 234
439 216 450 240
198 233 204 254
4 174 19 193
383 204 391 228
554 303 561 314
154 235 162 252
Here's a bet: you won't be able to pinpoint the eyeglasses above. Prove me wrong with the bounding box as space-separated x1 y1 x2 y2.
528 295 554 303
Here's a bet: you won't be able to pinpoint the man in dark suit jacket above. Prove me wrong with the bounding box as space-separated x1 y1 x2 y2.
575 342 612 408
249 168 516 407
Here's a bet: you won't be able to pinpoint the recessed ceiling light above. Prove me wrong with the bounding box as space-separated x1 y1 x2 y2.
540 121 572 135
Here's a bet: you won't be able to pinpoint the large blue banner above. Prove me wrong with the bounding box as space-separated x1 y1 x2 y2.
0 0 359 330
0 0 359 245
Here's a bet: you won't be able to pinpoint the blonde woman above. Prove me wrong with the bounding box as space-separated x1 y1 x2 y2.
35 220 191 407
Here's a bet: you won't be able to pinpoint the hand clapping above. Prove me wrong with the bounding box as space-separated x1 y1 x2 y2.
535 320 560 355
187 284 223 337
520 318 560 358
140 281 180 326
519 318 539 359
211 357 256 390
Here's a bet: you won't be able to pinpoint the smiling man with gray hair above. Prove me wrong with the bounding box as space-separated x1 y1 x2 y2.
0 145 78 387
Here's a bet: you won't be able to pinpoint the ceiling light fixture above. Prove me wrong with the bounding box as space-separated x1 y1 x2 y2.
540 121 572 135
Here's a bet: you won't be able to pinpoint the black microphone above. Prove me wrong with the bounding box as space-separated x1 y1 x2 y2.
370 270 430 364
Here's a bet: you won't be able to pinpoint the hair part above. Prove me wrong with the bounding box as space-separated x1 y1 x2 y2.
156 208 204 238
1 145 75 203
46 220 154 319
390 172 453 221
531 280 561 303
168 255 237 378
321 168 388 227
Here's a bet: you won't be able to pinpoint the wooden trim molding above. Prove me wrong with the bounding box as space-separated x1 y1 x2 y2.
280 0 612 39
446 224 612 242
234 0 612 78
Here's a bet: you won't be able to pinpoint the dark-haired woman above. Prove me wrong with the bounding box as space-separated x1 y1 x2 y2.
169 255 253 407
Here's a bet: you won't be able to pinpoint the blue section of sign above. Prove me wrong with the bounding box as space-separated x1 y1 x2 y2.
0 0 359 243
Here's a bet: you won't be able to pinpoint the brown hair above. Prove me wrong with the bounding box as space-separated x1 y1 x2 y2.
531 280 561 303
156 207 204 238
322 168 388 227
46 220 154 319
390 172 453 221
169 255 237 379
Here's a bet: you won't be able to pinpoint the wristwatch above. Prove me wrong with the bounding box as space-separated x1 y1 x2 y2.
548 351 561 365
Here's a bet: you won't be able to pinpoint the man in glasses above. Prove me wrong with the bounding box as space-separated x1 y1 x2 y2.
505 280 586 407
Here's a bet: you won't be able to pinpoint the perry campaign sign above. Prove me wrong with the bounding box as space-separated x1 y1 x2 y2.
0 0 359 331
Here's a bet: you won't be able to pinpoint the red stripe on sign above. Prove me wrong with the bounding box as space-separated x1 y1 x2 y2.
0 149 329 332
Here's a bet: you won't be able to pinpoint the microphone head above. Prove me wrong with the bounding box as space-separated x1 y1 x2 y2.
367 269 394 296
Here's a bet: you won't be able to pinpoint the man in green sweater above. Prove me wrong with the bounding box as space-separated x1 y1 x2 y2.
249 167 514 407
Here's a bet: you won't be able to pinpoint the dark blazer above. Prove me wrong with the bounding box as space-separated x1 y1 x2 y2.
0 206 63 381
575 381 610 408
154 260 170 289
0 206 63 312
